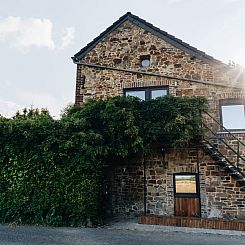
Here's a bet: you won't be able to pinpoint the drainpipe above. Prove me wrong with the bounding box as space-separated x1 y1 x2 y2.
143 153 147 216
196 147 202 218
196 147 200 176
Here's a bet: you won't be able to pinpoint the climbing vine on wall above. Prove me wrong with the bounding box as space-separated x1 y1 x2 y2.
0 96 207 226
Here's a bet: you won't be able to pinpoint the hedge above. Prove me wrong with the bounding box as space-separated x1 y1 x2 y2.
0 96 207 226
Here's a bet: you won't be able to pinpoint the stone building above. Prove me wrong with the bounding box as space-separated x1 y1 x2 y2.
72 12 245 220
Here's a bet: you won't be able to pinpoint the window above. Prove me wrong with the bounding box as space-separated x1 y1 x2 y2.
125 90 145 100
124 86 168 101
173 173 199 197
140 55 150 68
151 89 168 99
220 100 245 131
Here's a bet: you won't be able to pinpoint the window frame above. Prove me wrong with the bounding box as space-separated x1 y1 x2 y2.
124 88 146 100
220 99 245 131
140 55 151 68
173 172 200 198
124 86 169 101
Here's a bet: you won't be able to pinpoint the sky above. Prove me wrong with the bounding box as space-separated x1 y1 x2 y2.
1 0 245 118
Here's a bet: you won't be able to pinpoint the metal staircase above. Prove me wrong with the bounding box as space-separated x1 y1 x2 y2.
202 111 245 187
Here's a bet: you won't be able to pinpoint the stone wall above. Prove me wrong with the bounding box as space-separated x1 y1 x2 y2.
109 149 245 219
80 21 233 82
75 20 241 106
74 18 245 220
75 19 245 138
199 150 245 219
75 64 242 113
109 163 144 215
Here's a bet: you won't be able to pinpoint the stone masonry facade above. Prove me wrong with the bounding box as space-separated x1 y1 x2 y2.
109 149 245 219
75 20 242 105
73 13 245 219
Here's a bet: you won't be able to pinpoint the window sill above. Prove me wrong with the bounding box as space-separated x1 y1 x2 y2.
217 130 245 134
217 131 245 138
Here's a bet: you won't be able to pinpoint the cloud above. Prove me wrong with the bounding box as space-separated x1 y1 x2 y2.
166 0 184 4
0 16 75 51
58 27 75 50
0 92 61 118
223 0 244 2
0 98 22 118
0 16 55 50
19 90 63 118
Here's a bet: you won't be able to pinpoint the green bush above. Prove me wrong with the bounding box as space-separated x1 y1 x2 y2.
0 96 207 226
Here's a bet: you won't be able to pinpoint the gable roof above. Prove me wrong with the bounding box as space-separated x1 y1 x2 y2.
72 12 226 66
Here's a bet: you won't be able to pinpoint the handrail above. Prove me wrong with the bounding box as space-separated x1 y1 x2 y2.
204 111 245 149
202 138 234 165
203 122 245 163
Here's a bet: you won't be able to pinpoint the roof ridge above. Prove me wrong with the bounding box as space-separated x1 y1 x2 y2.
72 12 228 67
127 12 221 64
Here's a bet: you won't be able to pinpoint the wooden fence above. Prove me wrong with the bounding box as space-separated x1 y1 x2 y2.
139 215 245 231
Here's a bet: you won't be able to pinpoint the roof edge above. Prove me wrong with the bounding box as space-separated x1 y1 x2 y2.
72 12 229 68
72 12 132 62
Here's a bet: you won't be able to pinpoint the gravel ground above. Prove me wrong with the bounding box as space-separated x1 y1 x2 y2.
0 218 244 245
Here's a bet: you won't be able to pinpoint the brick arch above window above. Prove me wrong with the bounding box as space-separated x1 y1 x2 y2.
211 91 245 112
122 79 177 89
122 79 177 97
214 91 245 101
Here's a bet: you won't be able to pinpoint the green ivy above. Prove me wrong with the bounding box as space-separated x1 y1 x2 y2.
0 96 207 226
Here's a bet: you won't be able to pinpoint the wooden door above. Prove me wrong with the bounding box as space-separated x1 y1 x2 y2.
173 173 200 218
175 197 200 217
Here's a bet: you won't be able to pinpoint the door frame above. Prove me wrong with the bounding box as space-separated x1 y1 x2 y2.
173 172 201 217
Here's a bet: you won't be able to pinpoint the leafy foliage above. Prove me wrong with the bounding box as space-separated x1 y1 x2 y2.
0 96 207 226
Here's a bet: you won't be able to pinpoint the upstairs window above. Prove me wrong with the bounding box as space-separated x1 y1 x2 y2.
220 100 245 131
124 86 168 101
140 55 150 68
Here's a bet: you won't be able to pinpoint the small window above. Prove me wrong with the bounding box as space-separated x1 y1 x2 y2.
124 86 168 101
220 100 245 131
140 55 150 68
174 173 199 197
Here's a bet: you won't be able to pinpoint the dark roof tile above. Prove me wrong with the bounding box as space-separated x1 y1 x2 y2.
72 12 228 67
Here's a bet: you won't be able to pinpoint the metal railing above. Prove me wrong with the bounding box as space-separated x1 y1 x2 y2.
202 111 245 169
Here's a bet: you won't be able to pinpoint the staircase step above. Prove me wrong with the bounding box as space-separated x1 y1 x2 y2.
218 158 227 166
230 172 244 179
224 165 236 171
204 145 213 153
237 180 245 187
211 152 221 160
203 141 245 188
237 177 245 181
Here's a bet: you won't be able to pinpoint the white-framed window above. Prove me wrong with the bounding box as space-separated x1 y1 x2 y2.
124 86 168 101
220 100 245 130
